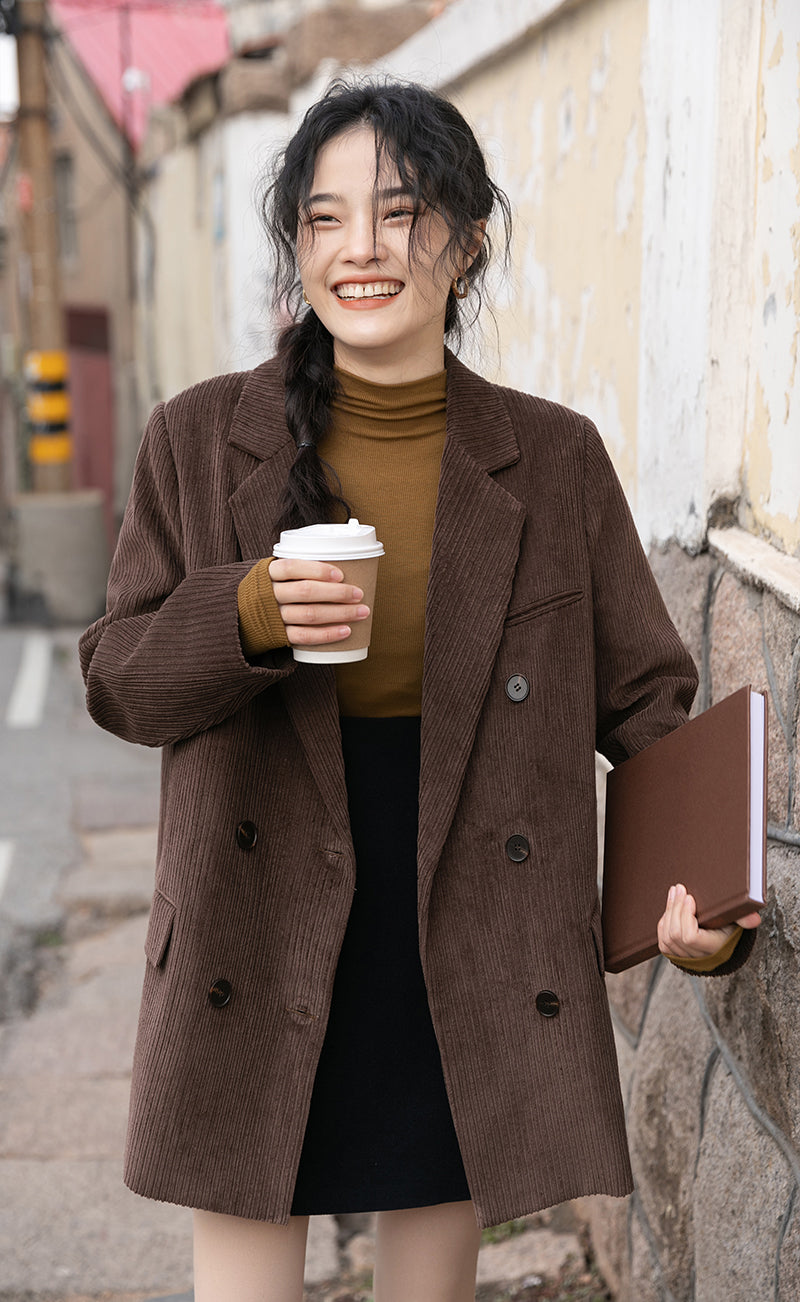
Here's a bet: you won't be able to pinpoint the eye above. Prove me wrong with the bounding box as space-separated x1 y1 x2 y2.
305 212 337 227
384 207 415 222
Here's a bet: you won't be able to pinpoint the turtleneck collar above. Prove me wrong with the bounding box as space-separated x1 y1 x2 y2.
332 365 447 437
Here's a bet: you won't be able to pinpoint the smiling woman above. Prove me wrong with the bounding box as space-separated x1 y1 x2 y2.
294 127 459 382
78 76 758 1302
263 79 509 538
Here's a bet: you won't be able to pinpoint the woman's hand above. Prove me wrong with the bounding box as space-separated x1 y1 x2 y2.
657 882 761 959
268 558 370 648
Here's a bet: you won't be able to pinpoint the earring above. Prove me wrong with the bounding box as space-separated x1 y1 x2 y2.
302 289 311 305
451 276 469 300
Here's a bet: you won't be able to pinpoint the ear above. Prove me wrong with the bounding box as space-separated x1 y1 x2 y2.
463 219 487 272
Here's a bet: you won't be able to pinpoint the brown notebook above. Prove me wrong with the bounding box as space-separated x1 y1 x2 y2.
601 685 767 973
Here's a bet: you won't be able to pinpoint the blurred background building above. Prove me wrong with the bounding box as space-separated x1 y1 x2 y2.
0 2 798 1296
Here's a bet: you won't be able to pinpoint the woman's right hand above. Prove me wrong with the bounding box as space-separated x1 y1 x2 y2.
268 558 370 648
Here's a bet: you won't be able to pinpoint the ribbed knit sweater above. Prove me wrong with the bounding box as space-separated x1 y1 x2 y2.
238 366 446 717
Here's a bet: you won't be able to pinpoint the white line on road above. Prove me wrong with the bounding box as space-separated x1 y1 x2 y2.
6 632 52 728
0 840 13 899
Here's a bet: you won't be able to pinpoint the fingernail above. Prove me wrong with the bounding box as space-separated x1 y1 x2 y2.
668 886 675 903
352 587 363 600
338 626 351 637
331 567 343 581
356 605 370 618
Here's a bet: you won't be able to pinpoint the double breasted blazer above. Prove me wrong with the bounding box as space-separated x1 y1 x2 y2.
80 352 699 1228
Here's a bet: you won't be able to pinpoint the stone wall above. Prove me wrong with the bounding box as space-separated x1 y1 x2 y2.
578 538 800 1302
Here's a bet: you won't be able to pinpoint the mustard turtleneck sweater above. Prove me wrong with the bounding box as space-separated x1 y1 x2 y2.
237 365 447 717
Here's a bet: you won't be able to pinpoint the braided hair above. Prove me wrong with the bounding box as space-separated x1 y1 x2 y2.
262 78 512 533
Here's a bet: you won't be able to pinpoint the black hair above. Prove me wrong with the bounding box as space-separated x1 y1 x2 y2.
262 77 512 532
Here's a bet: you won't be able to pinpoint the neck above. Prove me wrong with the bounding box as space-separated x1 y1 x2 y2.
332 341 446 386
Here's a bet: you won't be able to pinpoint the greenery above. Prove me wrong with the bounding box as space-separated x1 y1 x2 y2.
481 1217 532 1245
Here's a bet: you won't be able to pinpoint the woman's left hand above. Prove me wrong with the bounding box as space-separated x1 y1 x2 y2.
657 882 761 959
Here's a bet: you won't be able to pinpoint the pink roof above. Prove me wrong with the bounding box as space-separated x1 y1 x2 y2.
50 0 230 150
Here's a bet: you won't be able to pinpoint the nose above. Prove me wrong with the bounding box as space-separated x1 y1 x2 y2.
341 207 385 266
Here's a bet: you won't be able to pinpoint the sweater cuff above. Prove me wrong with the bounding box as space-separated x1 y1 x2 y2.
668 924 743 974
238 559 290 657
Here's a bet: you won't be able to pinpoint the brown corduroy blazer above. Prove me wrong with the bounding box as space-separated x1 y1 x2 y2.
80 352 704 1228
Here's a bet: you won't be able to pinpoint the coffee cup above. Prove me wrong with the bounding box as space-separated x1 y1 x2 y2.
272 518 384 663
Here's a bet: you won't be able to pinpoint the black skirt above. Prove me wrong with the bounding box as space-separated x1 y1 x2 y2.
290 716 470 1215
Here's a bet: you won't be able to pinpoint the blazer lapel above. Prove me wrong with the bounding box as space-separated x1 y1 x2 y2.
418 357 525 934
227 360 350 855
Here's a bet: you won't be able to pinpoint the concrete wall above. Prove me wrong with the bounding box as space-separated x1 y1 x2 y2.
145 132 224 399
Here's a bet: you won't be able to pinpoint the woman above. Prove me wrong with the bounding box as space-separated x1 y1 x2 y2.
80 79 759 1302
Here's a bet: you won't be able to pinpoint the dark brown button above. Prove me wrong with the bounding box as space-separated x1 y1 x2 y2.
535 990 559 1018
208 978 232 1008
236 820 258 850
506 834 530 862
505 674 530 702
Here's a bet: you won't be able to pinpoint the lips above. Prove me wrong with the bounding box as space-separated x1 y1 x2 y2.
334 281 403 300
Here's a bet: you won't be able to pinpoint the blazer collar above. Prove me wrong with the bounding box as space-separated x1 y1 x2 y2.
228 356 293 462
443 349 519 473
226 350 520 473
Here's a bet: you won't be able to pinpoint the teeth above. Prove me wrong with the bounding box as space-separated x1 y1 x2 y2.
335 282 402 299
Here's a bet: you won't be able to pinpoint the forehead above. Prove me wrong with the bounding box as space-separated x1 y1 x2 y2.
310 125 402 196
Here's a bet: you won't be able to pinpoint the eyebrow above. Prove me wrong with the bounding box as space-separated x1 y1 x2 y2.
305 186 413 206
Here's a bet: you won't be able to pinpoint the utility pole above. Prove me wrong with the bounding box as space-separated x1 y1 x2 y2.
15 0 72 491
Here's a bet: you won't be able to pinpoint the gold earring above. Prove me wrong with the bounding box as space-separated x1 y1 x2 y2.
451 276 469 300
302 289 310 305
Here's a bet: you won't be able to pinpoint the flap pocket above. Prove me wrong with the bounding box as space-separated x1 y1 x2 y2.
144 890 176 968
505 588 584 626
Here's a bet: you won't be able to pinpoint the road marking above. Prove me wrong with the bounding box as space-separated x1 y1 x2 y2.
0 840 12 899
6 632 52 728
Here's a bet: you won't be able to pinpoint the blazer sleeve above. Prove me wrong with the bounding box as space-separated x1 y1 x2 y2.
582 417 698 765
79 401 295 747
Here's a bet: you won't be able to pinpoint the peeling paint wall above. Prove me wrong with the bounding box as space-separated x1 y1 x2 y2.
378 0 799 558
636 0 721 551
450 0 646 497
743 0 800 555
223 111 288 373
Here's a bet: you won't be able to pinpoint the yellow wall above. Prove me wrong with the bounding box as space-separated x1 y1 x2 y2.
150 138 221 400
453 0 647 496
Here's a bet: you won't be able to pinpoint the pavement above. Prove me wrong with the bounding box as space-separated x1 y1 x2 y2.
0 628 587 1300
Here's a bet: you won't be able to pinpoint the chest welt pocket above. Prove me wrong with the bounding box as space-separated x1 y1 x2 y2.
144 889 176 968
505 588 584 626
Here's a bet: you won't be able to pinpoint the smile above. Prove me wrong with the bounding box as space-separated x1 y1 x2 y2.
334 281 403 300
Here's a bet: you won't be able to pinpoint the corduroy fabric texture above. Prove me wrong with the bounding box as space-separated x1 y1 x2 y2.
79 352 750 1229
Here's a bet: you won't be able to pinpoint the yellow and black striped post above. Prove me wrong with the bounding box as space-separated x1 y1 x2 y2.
24 349 72 491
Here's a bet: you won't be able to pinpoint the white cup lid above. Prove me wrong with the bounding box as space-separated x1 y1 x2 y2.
272 518 385 560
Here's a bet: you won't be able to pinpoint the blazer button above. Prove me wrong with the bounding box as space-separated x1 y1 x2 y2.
236 820 258 850
505 674 530 702
208 978 233 1008
505 834 530 862
535 990 560 1018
